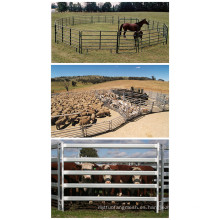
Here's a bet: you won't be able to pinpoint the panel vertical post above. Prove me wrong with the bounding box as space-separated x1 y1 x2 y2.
60 142 64 211
156 143 160 213
99 31 101 49
161 144 165 211
116 32 119 53
55 23 57 43
57 143 61 210
62 26 63 42
70 28 71 46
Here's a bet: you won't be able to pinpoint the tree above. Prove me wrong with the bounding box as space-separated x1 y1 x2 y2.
71 80 77 87
57 2 68 12
51 3 57 9
69 2 74 12
63 79 70 91
80 148 98 157
85 2 97 12
102 2 112 12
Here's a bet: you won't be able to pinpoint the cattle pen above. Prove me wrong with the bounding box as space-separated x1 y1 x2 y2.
51 142 169 213
54 15 168 54
51 89 169 138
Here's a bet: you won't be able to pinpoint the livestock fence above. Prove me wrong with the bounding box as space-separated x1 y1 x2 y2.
51 89 169 138
51 142 169 212
54 16 168 53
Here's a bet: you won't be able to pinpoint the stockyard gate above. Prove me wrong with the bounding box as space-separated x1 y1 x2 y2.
51 88 169 138
54 15 168 54
51 143 169 213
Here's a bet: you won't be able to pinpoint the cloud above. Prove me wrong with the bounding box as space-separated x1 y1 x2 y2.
136 67 141 69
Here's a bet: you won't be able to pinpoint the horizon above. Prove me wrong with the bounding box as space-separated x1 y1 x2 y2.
51 65 169 81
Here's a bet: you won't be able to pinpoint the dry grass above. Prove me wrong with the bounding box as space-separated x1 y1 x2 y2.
52 80 169 94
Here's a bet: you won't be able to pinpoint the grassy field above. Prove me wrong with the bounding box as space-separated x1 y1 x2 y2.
51 12 169 63
51 80 169 94
51 207 169 218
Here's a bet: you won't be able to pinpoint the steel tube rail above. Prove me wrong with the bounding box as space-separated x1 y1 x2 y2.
63 183 157 189
64 196 157 202
63 170 157 175
63 157 157 163
62 143 158 149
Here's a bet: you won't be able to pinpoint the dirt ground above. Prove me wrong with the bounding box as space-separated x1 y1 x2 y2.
96 111 169 138
51 109 121 131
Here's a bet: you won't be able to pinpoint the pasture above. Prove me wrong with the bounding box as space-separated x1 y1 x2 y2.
51 12 169 63
51 206 169 218
51 80 169 94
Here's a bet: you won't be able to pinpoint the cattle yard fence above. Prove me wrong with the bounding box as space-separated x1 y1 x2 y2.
51 89 169 138
51 143 169 212
54 16 168 53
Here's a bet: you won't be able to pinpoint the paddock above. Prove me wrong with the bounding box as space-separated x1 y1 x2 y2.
54 16 168 54
51 142 169 212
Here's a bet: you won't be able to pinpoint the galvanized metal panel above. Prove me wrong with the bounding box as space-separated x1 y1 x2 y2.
63 196 157 202
63 170 157 175
51 195 59 200
51 158 58 163
51 170 59 175
51 182 59 187
63 157 157 163
62 143 158 149
63 183 157 189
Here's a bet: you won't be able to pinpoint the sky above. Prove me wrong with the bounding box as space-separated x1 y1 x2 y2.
51 139 169 159
51 65 169 81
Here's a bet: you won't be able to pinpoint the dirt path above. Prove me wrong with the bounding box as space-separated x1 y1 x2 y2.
96 112 169 138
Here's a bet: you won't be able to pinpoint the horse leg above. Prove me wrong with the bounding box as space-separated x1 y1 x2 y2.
123 28 127 38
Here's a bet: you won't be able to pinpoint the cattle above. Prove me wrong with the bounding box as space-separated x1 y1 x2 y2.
131 165 156 198
102 164 132 197
51 162 81 197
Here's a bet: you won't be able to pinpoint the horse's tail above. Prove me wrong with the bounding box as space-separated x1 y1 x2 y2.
119 24 123 35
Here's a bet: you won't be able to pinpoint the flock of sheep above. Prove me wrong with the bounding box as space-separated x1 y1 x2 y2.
51 90 151 130
51 91 111 130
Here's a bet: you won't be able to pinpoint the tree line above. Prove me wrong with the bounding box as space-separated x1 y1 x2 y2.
52 2 169 13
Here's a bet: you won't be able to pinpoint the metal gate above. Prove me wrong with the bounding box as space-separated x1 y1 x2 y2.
51 142 169 213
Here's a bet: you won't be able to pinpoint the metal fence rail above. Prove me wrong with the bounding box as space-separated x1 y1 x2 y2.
54 16 168 54
51 143 161 212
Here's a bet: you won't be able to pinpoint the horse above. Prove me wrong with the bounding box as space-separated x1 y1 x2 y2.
119 19 149 38
134 30 143 47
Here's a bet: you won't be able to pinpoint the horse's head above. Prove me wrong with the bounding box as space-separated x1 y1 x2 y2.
143 19 149 25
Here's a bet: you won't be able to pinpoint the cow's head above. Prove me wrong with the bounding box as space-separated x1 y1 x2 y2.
132 167 142 184
102 164 112 184
81 163 94 182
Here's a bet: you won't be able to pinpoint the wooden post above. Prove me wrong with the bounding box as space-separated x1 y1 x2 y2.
80 31 83 54
105 16 106 23
72 16 74 25
124 17 125 23
112 16 114 24
149 30 150 46
99 31 101 49
55 23 57 43
70 28 71 46
91 16 93 23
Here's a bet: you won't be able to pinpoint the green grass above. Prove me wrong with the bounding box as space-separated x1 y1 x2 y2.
51 12 169 63
51 206 169 218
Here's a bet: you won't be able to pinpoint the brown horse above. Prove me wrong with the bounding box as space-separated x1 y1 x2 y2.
119 19 149 38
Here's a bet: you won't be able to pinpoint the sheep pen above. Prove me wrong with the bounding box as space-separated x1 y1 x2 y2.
51 89 169 138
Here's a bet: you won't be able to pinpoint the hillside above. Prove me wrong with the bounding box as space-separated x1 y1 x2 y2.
51 79 169 94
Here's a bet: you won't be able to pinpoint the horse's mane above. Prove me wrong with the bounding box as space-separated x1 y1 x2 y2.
135 19 147 26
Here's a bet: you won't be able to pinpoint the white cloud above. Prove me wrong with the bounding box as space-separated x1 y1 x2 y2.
136 67 141 69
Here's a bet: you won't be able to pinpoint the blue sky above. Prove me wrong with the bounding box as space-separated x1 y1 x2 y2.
51 139 169 158
51 65 169 81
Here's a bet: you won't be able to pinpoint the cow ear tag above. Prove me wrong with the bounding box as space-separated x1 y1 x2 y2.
94 167 96 170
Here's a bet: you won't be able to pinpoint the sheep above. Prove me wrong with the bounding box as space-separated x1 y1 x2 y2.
55 117 68 130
